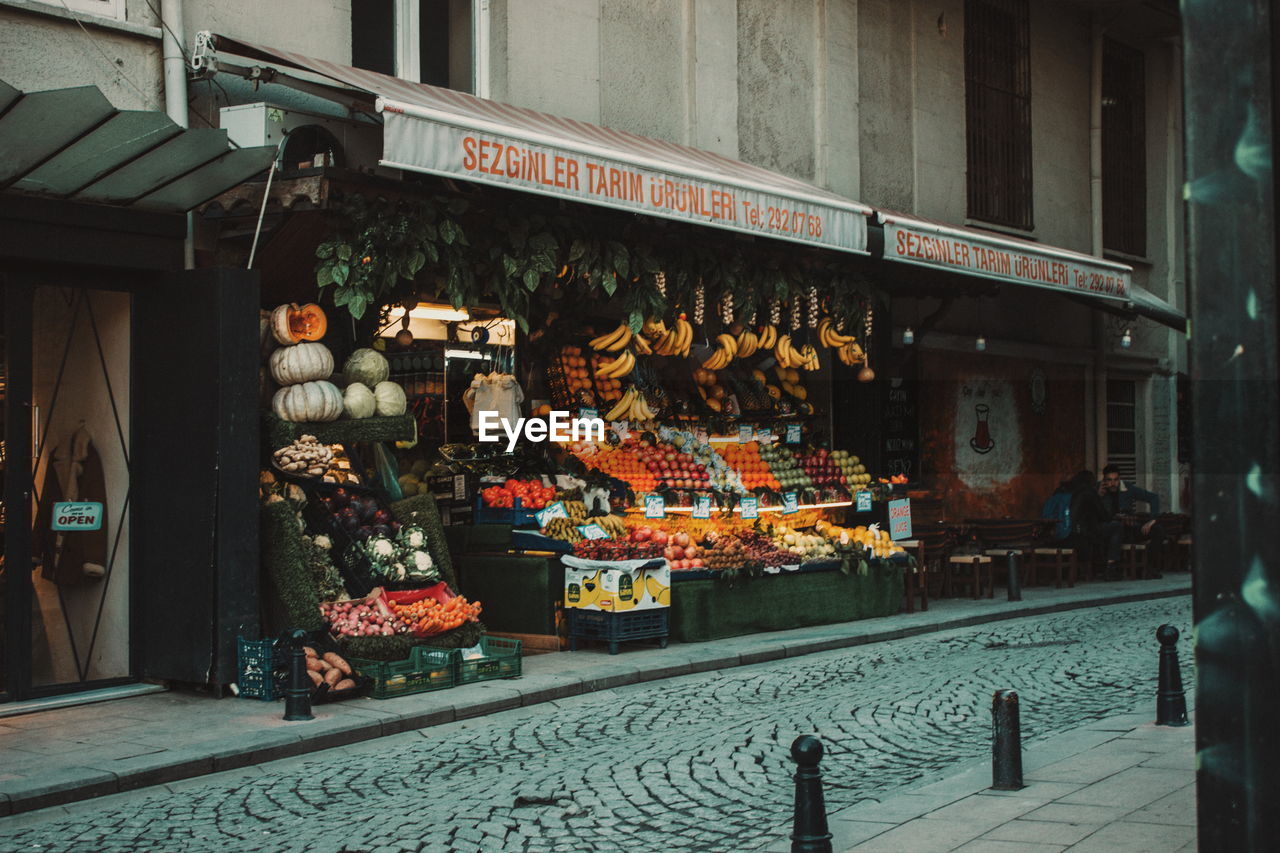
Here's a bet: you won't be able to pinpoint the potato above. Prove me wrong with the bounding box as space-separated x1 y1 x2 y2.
323 652 352 676
306 670 324 687
323 667 342 686
303 646 319 659
334 678 356 691
305 658 326 673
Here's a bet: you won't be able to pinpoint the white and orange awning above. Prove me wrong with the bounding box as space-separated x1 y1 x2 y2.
205 34 871 256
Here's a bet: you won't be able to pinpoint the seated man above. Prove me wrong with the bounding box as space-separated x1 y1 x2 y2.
1099 463 1166 576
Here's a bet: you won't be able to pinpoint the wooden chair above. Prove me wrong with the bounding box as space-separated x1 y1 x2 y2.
898 524 955 611
1120 541 1149 579
948 552 994 598
966 518 1045 591
1028 541 1079 587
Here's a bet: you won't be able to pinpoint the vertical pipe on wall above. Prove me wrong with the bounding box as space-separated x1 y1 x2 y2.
160 0 193 269
472 0 491 98
1090 15 1108 471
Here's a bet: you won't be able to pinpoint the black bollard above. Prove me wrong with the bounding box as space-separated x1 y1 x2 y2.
991 689 1024 790
1155 625 1190 726
283 630 314 722
790 736 833 853
1006 552 1023 601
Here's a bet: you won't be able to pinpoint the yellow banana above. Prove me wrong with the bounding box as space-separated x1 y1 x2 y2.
596 350 634 378
758 325 777 350
800 345 820 371
716 333 739 359
633 334 652 356
736 330 758 359
776 335 795 368
675 316 693 356
654 329 676 356
605 325 632 351
819 317 855 347
604 387 636 420
642 317 667 337
588 323 627 351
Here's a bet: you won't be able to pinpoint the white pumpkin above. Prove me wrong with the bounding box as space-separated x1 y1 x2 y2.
272 380 344 423
373 380 408 416
269 342 334 386
344 382 377 419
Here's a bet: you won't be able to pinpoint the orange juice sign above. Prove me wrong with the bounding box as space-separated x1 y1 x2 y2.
888 498 912 541
52 501 103 531
378 111 869 255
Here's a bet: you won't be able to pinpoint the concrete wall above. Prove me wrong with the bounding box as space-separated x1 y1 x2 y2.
184 0 352 65
0 2 162 109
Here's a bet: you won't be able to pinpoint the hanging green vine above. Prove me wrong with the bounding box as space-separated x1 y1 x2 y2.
312 188 876 338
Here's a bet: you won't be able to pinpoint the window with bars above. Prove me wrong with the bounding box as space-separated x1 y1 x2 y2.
1102 40 1147 257
964 0 1033 230
1106 379 1138 481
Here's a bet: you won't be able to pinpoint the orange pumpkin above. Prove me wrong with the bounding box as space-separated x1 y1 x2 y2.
270 303 328 345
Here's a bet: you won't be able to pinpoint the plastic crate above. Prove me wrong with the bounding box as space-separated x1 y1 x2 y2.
473 495 541 528
236 636 286 700
453 636 523 684
566 609 669 655
346 646 456 700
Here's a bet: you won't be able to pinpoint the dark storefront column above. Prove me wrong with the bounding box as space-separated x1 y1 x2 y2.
1182 1 1280 847
134 269 260 689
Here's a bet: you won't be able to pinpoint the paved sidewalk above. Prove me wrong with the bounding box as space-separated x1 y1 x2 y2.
820 711 1196 852
0 575 1189 818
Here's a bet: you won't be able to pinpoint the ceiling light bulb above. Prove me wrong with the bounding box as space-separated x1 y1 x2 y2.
975 334 987 352
902 327 915 345
1120 328 1132 349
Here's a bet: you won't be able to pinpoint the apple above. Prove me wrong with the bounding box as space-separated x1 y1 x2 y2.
652 530 669 546
673 532 690 548
632 528 652 542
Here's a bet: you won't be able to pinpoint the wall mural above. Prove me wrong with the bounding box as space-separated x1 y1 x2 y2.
918 351 1086 519
954 379 1021 489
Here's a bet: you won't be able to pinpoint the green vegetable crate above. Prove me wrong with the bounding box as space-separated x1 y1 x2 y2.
347 646 456 699
453 635 522 684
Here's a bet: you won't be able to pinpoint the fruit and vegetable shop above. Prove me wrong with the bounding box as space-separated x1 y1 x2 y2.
196 36 1183 705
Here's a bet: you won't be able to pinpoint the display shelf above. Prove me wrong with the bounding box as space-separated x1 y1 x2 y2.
264 413 416 448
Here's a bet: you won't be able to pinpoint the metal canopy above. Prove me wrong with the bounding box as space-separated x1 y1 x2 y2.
0 76 275 213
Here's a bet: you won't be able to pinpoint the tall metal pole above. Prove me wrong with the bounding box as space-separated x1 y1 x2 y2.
1182 1 1280 847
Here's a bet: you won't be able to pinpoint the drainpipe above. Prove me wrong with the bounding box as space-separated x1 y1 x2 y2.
472 0 490 98
161 0 194 268
1090 16 1107 471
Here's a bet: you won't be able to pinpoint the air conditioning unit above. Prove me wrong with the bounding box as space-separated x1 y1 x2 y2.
218 103 386 176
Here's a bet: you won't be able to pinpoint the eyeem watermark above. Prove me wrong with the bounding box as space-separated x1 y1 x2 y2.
478 411 605 452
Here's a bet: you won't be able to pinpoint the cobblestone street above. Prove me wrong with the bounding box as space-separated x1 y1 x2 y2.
0 598 1192 853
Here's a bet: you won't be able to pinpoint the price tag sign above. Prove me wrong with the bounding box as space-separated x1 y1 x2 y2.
856 491 873 513
888 498 913 541
738 424 755 443
786 423 802 444
534 501 569 526
577 523 610 540
452 474 468 502
755 426 773 443
692 494 712 519
580 407 599 420
645 494 666 519
740 496 759 519
782 491 798 514
51 501 103 531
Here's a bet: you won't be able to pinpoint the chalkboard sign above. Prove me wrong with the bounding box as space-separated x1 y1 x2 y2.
882 376 919 481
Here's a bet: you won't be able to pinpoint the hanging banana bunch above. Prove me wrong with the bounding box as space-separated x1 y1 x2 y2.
588 323 633 352
603 384 656 421
651 313 693 357
702 333 739 370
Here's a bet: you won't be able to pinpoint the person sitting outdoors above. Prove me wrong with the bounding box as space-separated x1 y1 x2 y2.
1099 463 1167 577
1070 470 1124 580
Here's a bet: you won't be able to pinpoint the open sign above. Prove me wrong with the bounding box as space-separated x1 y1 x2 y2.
52 502 103 531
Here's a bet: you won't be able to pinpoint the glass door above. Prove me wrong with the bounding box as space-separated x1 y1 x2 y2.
1 283 134 702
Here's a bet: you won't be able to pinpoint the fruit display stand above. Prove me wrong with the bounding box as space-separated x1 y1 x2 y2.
668 560 904 643
264 412 417 448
